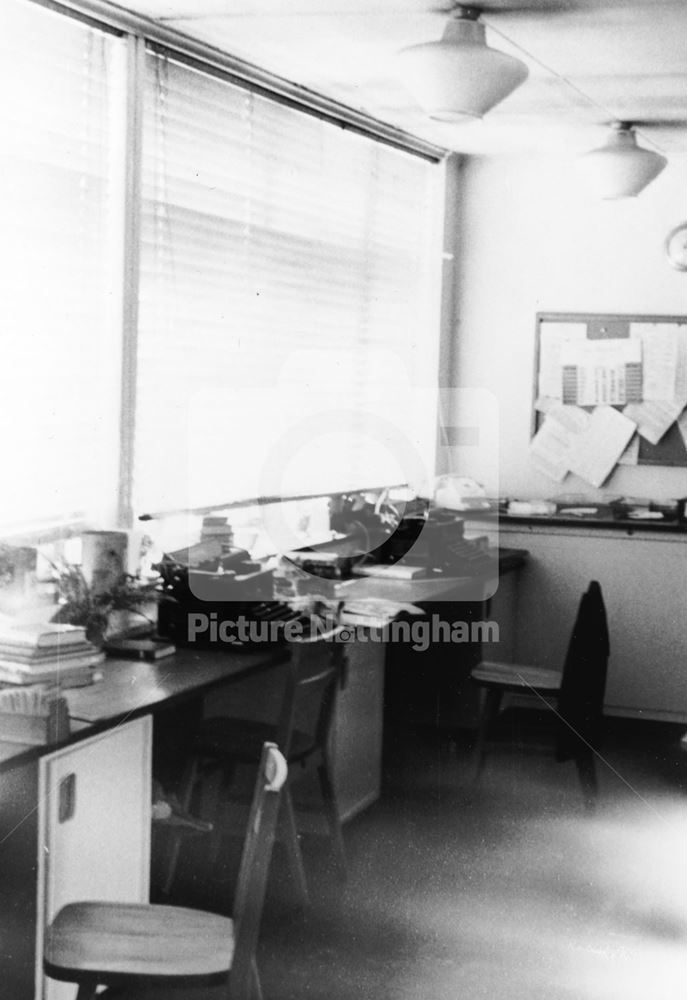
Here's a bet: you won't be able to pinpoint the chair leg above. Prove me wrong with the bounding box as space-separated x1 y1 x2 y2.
280 784 310 908
251 957 264 1000
160 755 200 895
76 983 99 1000
574 751 598 813
317 750 346 880
473 687 503 783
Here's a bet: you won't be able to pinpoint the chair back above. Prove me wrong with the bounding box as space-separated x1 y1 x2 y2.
275 624 346 758
556 580 610 761
229 742 287 999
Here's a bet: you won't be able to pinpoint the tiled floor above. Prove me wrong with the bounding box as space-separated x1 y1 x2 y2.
164 716 687 1000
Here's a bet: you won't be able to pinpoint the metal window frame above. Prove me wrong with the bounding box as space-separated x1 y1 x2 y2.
17 0 452 536
31 0 447 163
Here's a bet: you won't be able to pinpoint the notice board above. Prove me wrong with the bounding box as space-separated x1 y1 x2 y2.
533 312 687 469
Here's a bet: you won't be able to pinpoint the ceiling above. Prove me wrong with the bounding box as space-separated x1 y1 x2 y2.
112 0 687 156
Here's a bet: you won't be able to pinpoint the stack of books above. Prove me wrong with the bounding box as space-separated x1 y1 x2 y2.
0 621 104 687
200 516 234 549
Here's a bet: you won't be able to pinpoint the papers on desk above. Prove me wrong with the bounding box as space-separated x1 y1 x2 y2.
352 564 426 581
341 599 423 629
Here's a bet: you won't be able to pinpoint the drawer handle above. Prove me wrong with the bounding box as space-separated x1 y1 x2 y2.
58 773 76 823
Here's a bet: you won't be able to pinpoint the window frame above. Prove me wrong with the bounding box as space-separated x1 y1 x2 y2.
7 0 452 543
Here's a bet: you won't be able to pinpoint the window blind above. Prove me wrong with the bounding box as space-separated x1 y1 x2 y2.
0 0 126 536
135 51 443 516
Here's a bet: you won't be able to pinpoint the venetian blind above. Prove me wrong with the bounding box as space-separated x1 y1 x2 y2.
135 51 443 516
0 0 125 536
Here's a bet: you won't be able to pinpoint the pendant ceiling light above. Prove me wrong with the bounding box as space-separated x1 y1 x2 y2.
397 5 529 122
577 124 667 199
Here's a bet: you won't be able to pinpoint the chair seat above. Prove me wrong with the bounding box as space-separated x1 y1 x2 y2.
45 902 234 980
471 660 562 693
102 984 229 1000
195 717 317 764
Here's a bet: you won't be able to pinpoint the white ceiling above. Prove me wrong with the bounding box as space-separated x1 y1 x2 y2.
112 0 687 156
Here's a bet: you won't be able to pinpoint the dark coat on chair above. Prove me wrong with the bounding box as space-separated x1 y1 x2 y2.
556 580 610 763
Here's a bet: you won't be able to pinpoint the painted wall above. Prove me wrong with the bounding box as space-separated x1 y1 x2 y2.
450 152 687 720
450 152 687 501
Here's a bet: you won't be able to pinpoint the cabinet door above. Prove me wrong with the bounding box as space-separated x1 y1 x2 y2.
331 637 385 821
38 717 152 1000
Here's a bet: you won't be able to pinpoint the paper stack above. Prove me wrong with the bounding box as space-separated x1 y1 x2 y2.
0 621 103 686
0 685 71 744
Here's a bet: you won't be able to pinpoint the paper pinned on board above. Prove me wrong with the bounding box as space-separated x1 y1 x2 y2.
618 434 639 466
538 322 587 400
529 404 590 482
534 396 559 414
567 406 637 488
623 399 684 446
560 338 642 406
630 323 678 401
674 326 687 405
677 409 687 451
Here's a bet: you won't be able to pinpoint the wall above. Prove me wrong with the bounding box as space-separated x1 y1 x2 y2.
451 152 687 721
451 152 687 501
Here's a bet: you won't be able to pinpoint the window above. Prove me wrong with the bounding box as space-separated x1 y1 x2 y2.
0 1 444 538
0 0 126 536
134 52 443 517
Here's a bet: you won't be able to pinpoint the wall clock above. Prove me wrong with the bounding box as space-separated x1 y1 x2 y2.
665 222 687 271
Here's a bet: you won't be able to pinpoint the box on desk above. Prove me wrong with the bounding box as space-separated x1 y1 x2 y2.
0 693 70 745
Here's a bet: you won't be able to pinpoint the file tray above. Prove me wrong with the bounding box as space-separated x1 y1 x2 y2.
0 696 71 745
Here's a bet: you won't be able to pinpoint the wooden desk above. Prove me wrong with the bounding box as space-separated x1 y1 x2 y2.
0 641 382 1000
0 551 527 999
0 646 286 1000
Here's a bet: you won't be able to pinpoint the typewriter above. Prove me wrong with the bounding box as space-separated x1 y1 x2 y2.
155 545 305 649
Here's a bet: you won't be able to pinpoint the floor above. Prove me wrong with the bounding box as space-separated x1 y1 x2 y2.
160 714 687 1000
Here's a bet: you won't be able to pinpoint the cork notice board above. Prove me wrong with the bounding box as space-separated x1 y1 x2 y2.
533 312 687 468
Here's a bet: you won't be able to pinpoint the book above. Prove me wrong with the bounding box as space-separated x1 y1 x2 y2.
0 650 104 685
103 636 176 661
0 641 98 664
352 563 426 580
0 620 87 651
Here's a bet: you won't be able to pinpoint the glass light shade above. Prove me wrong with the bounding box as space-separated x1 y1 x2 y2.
577 128 668 199
398 18 529 122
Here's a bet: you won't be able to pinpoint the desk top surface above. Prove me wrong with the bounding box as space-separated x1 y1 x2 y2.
0 646 286 772
0 547 527 772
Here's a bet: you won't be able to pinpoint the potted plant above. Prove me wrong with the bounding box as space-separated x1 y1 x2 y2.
51 563 163 647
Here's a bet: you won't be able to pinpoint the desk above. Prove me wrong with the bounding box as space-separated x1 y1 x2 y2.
378 548 528 732
0 550 527 999
0 647 286 1000
0 642 383 1000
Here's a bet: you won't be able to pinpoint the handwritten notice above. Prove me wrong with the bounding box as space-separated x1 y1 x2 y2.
567 406 636 488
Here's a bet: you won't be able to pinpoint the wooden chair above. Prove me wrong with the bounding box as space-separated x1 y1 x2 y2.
44 743 287 1000
173 624 347 907
471 581 609 808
